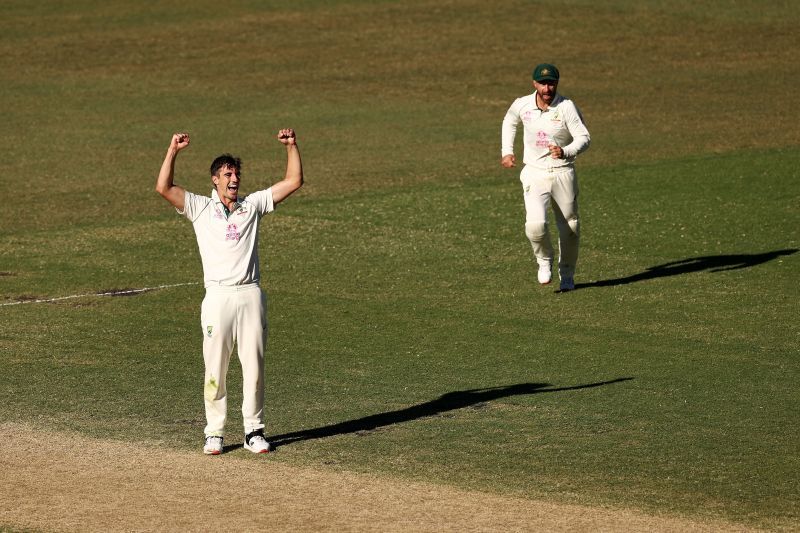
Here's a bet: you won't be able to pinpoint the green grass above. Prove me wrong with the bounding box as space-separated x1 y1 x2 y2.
1 0 798 529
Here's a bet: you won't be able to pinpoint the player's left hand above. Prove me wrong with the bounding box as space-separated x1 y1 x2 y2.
548 144 563 159
277 129 296 146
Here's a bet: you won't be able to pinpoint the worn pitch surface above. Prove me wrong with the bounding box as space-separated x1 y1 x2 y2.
2 423 754 532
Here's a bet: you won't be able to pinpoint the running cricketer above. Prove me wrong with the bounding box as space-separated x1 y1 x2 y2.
156 128 303 455
501 63 590 291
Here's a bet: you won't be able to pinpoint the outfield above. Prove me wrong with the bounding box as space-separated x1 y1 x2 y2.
1 1 798 530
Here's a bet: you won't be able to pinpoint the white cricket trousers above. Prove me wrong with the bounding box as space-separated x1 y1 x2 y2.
520 165 580 279
200 283 267 437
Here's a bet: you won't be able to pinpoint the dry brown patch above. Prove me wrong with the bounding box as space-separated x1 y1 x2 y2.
1 423 760 532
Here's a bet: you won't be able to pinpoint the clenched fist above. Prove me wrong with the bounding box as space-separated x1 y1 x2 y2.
277 129 296 146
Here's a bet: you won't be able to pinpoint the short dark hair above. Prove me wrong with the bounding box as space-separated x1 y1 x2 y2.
210 154 242 177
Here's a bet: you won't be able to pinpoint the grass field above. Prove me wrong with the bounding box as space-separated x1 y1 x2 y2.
1 0 798 530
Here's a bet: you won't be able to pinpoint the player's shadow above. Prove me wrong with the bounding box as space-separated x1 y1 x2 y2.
267 377 633 450
575 249 797 290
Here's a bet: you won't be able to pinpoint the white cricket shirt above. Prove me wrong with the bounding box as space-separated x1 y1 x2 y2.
179 188 275 287
501 93 590 170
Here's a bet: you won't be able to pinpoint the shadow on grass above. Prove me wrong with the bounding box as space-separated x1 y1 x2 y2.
267 377 633 450
575 249 797 290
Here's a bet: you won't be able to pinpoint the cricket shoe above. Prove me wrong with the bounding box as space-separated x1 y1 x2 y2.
244 429 271 454
559 277 575 292
203 435 223 455
537 263 552 285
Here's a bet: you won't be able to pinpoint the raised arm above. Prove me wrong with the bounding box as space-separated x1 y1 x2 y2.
155 133 189 210
270 128 304 205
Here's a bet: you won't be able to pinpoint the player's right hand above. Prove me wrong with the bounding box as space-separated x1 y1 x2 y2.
501 154 516 168
277 128 296 146
171 132 190 151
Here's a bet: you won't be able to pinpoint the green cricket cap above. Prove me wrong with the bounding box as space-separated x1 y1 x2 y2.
532 63 560 82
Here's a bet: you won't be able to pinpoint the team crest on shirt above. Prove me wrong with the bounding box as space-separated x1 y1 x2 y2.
535 130 552 148
213 207 225 220
522 110 533 122
225 223 241 241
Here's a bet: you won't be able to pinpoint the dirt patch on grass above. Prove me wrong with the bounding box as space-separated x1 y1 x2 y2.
1 423 754 532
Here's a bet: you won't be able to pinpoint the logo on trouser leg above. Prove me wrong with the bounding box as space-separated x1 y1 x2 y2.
204 376 219 400
206 325 213 337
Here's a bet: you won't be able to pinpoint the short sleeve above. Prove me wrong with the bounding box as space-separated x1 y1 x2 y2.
244 188 275 216
178 191 211 222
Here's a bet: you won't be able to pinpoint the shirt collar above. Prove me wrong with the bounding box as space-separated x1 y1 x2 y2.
211 189 240 215
534 92 563 111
